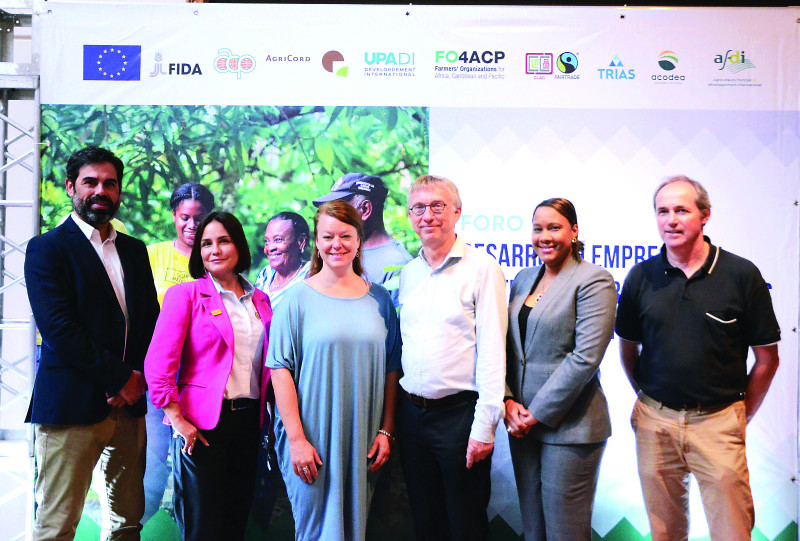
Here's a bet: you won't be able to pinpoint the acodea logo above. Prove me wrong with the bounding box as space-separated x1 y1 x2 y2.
652 50 684 83
714 50 755 73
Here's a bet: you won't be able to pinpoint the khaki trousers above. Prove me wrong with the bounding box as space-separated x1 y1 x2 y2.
631 394 753 541
33 407 146 541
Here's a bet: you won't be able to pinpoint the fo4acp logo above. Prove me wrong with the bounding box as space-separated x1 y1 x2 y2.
598 55 635 80
435 50 505 64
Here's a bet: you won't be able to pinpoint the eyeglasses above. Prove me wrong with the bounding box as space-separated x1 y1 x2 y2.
409 201 448 216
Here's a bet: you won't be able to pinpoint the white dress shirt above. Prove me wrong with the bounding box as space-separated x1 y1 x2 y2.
212 275 264 400
398 236 508 443
71 212 128 330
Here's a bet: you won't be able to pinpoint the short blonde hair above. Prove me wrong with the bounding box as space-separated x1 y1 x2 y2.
407 174 462 210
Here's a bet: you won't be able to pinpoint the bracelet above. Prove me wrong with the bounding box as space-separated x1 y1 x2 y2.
377 429 395 441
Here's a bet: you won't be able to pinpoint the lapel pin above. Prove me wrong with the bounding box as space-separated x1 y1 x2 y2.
211 309 222 316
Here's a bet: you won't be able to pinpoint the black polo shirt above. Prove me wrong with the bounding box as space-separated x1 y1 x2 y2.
615 237 780 405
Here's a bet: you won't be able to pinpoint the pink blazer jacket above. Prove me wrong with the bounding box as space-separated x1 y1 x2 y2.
144 274 272 430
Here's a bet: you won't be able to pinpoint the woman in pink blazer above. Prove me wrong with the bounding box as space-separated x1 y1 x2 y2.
145 211 272 541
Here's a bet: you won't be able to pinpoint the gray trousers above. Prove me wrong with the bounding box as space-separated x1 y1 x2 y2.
508 435 605 541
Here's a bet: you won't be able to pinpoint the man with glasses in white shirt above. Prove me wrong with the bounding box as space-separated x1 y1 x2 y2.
397 174 507 541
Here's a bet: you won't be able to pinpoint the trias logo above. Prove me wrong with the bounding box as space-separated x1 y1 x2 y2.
214 48 255 79
435 50 505 64
714 50 755 73
365 52 415 66
150 52 202 77
598 55 634 80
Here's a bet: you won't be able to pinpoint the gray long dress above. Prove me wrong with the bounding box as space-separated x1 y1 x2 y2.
266 282 401 541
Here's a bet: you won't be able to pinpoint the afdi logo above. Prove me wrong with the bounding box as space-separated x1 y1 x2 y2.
714 50 755 73
322 51 348 77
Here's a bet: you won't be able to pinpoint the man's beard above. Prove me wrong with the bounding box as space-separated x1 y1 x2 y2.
73 194 119 226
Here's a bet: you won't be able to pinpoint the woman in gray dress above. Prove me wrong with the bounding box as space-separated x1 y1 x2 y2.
504 198 617 541
267 200 401 541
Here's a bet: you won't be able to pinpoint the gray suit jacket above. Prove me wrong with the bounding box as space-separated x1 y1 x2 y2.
506 258 616 444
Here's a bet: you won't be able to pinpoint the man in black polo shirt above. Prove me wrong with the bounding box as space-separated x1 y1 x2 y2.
616 175 780 541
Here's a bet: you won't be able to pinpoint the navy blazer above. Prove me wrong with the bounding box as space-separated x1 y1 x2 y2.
506 258 616 444
25 216 159 425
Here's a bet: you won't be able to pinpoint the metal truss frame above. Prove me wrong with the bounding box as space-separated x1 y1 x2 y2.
0 0 39 539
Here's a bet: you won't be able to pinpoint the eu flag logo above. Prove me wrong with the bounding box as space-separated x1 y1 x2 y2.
83 45 141 81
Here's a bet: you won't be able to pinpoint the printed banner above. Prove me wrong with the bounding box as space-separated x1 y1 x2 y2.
40 3 800 540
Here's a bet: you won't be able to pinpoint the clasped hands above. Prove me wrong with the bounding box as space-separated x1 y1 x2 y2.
504 399 538 438
106 370 147 407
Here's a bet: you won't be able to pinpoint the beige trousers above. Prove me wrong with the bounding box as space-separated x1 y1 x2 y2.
631 394 753 541
33 407 146 541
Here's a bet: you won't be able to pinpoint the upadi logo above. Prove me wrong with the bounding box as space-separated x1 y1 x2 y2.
658 51 678 71
322 51 348 77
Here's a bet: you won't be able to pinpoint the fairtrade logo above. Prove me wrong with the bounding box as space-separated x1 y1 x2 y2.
556 52 578 74
714 50 755 73
658 50 678 71
434 50 505 64
598 55 635 79
525 53 553 75
150 52 202 77
82 45 141 81
214 48 255 79
322 50 348 77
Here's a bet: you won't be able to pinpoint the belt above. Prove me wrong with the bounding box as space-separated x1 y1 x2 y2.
639 392 742 412
222 398 259 411
404 390 478 410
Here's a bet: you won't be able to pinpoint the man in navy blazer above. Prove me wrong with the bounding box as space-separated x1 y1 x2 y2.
25 146 159 540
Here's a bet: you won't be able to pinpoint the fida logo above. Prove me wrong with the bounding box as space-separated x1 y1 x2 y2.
525 53 552 75
150 52 202 77
598 55 634 80
435 50 505 64
714 50 755 73
214 49 255 79
322 51 348 77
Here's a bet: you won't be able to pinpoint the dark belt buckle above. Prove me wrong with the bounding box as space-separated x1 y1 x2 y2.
407 392 428 409
229 398 252 411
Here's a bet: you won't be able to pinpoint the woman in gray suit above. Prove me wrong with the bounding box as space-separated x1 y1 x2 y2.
504 198 616 541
